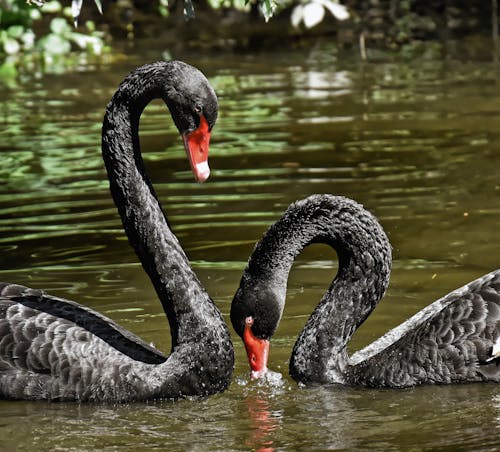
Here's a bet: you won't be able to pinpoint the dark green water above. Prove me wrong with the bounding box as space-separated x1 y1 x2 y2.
1 41 500 450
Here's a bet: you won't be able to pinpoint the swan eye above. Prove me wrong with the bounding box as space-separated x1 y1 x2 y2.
193 105 202 114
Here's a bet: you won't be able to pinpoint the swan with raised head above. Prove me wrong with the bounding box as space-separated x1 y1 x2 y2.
231 194 500 387
0 61 234 401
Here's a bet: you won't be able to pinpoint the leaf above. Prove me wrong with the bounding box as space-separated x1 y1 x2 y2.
315 0 349 21
93 0 103 14
290 4 304 28
70 32 104 54
259 0 277 22
39 33 71 55
72 0 83 26
21 30 36 50
41 1 62 13
183 0 195 19
3 37 21 55
302 2 325 28
7 26 25 39
50 17 70 35
30 8 42 21
0 61 18 87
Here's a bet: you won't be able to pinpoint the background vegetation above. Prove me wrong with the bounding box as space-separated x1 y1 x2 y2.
0 0 498 82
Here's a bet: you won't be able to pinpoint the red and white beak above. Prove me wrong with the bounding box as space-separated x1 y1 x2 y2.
243 316 270 379
182 115 211 183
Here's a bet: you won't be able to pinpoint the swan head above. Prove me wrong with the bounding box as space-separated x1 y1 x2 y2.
231 281 284 379
182 114 211 183
162 61 218 183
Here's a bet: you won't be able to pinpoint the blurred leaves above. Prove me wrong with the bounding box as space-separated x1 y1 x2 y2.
291 0 349 29
0 1 107 84
183 0 195 19
258 0 277 22
71 0 102 25
71 0 83 24
20 0 351 33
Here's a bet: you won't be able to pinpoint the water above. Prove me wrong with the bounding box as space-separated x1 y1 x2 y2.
1 41 500 450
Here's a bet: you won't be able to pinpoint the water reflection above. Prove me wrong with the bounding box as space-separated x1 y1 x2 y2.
245 395 281 452
292 69 353 99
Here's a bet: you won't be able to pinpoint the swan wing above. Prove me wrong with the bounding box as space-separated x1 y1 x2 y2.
348 270 500 387
0 282 168 400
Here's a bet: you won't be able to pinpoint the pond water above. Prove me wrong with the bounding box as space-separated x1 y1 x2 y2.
1 40 500 450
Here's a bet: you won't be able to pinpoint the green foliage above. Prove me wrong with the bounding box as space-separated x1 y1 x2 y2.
158 0 169 18
0 0 107 84
257 0 278 22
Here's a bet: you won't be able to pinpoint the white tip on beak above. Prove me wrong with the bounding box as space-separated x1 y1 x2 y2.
196 161 210 183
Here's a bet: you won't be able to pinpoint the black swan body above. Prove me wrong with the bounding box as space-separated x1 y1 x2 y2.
0 61 234 401
231 194 500 387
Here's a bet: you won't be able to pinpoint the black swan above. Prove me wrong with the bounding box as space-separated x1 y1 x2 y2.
231 194 500 387
0 61 234 401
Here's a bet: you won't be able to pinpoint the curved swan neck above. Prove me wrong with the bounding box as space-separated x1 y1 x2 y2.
101 64 163 201
232 195 392 380
101 62 211 347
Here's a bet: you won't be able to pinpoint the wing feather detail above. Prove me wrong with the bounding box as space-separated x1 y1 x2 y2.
348 270 500 386
0 282 168 400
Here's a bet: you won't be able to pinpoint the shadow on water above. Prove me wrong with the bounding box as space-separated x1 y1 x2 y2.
0 40 500 449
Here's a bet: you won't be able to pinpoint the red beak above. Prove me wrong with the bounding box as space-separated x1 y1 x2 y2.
182 115 211 183
243 316 270 379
